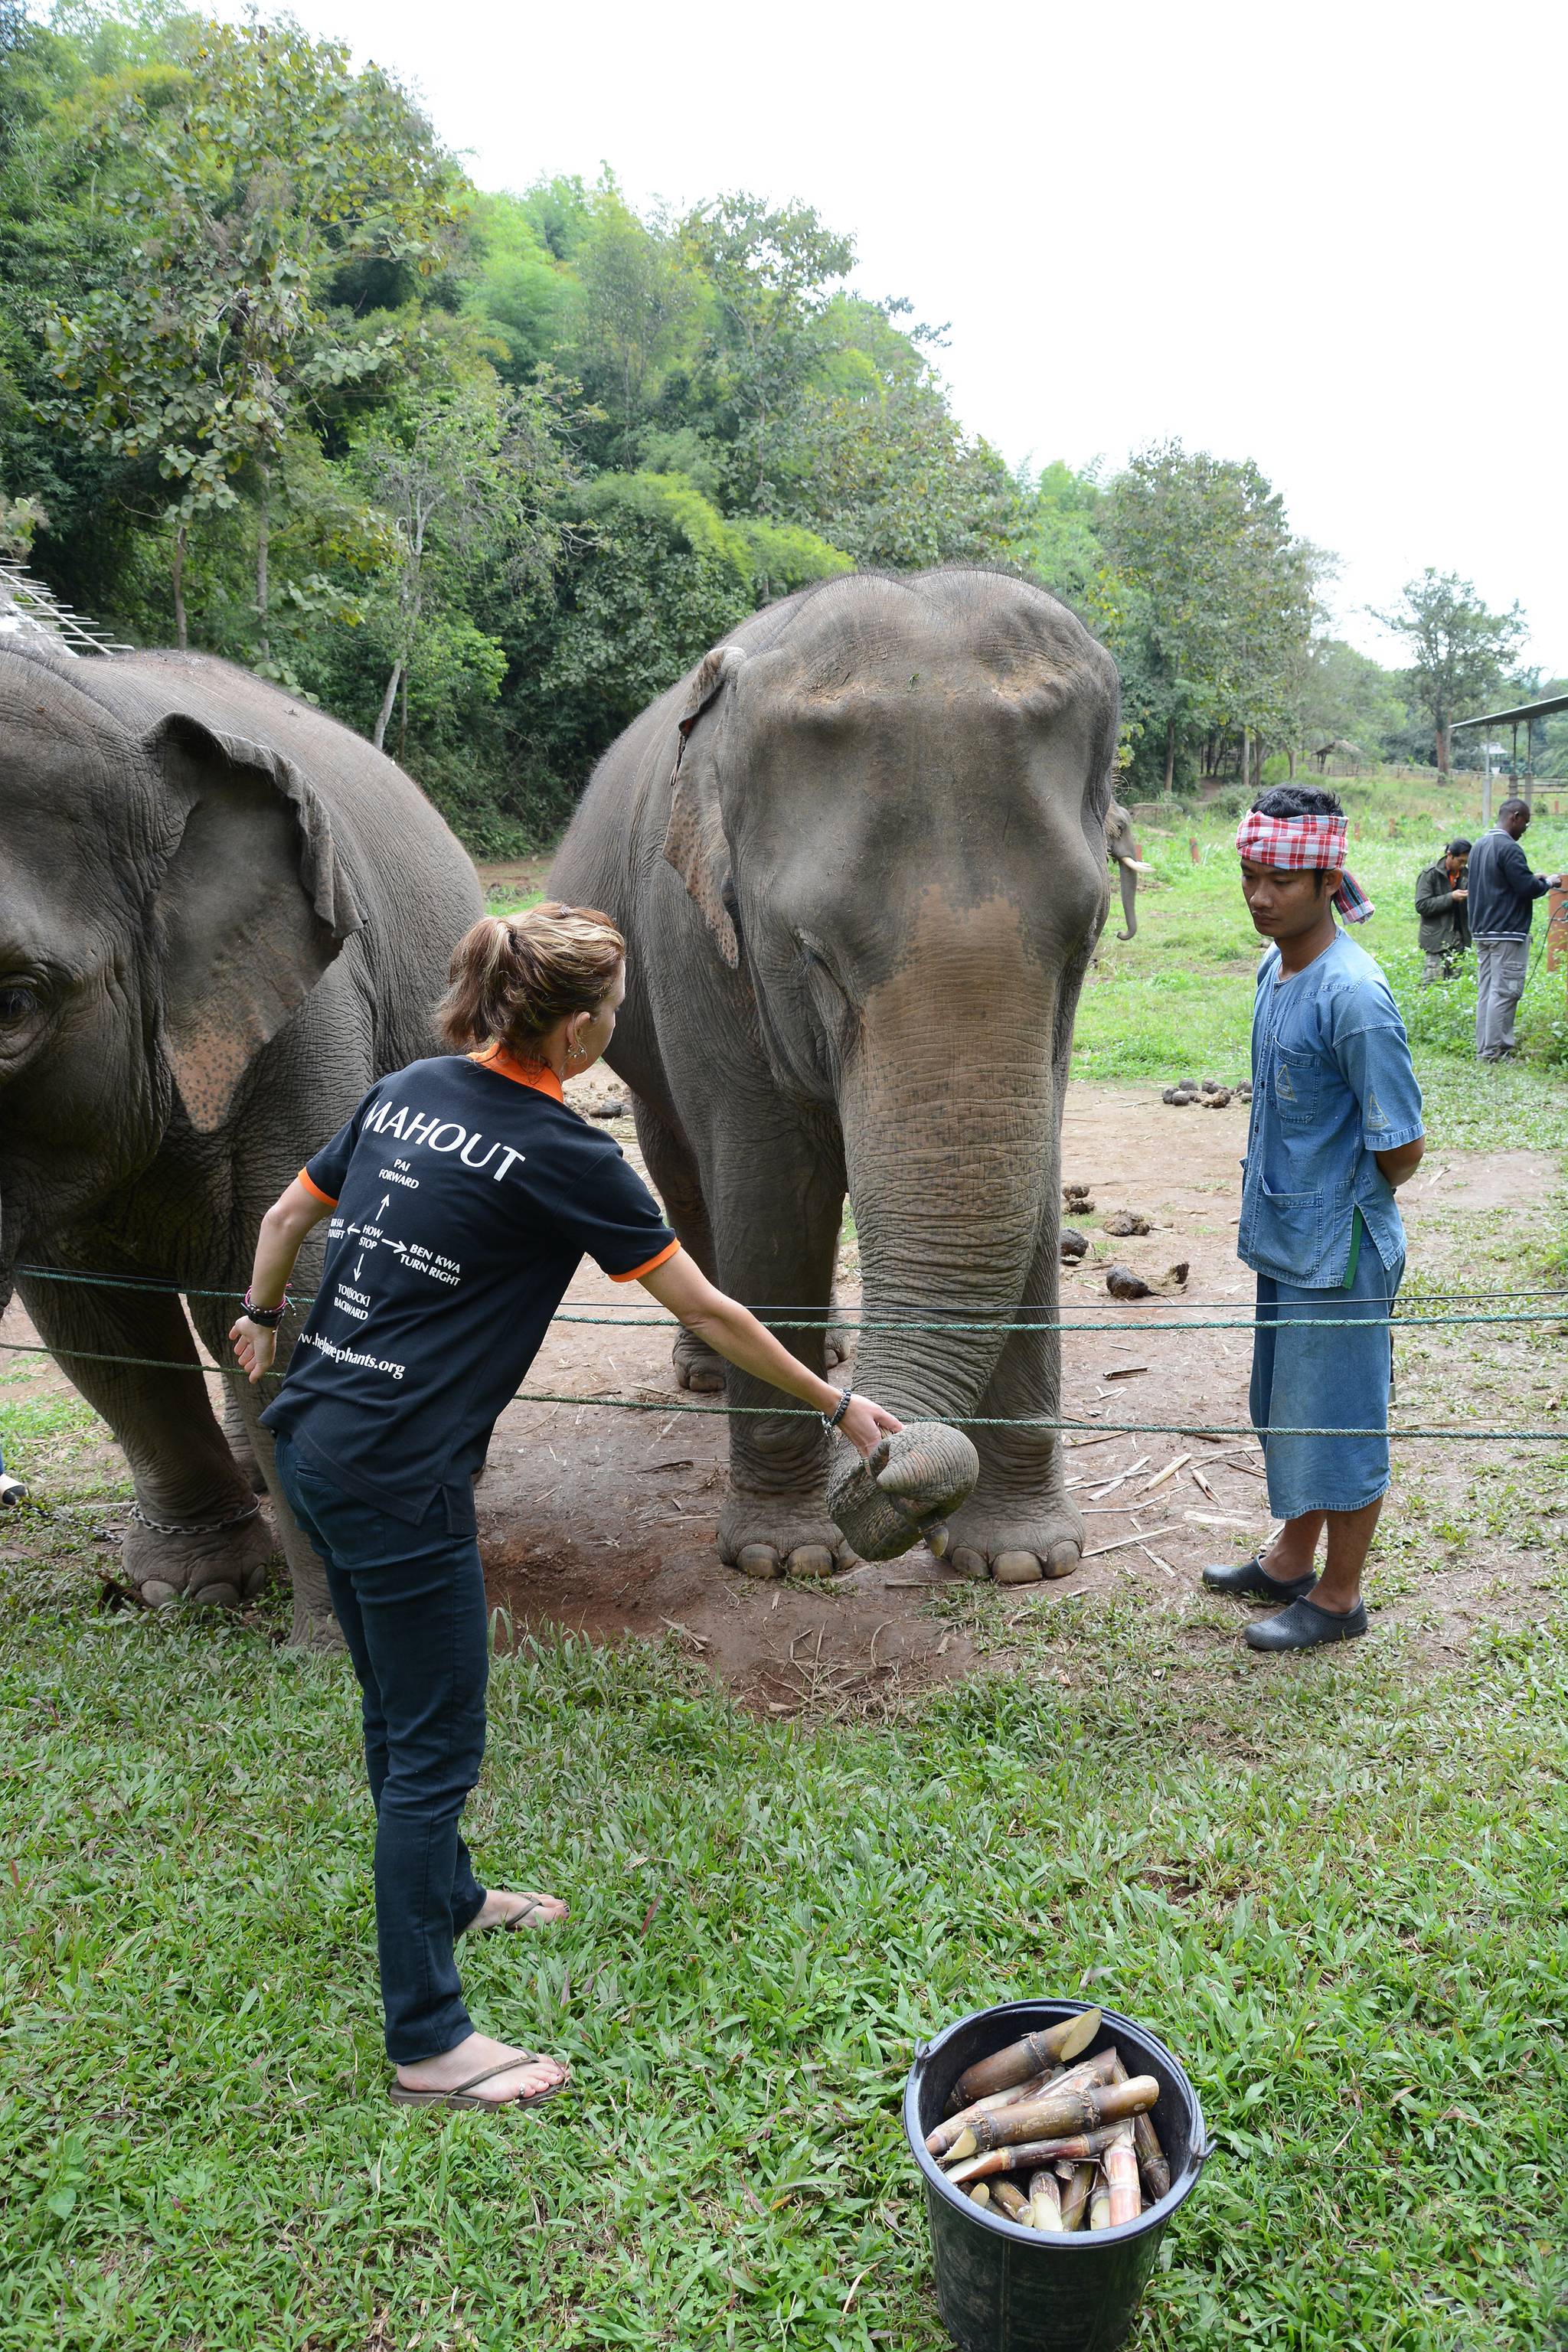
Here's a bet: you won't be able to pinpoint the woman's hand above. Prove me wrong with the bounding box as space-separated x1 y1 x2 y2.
838 1395 903 1458
229 1315 277 1384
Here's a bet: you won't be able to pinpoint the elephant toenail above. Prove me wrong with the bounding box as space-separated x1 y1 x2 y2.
736 1544 783 1579
992 1551 1045 1585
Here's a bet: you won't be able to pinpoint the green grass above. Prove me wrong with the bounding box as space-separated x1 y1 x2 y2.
1075 779 1568 1150
5 768 1568 2348
3 1545 1567 2350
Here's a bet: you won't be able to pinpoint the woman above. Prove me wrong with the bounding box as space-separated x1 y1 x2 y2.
231 904 900 2112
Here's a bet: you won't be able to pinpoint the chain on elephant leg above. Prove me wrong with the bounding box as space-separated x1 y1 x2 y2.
125 1495 276 1610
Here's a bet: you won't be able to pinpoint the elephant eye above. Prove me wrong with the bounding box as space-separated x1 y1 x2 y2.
0 985 41 1024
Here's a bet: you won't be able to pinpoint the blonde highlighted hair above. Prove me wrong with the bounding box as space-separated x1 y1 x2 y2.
437 902 626 1060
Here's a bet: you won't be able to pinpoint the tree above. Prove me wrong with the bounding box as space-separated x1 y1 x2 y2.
1103 443 1321 794
572 189 699 441
41 18 460 647
1371 569 1526 776
681 194 853 509
353 377 570 753
1299 638 1407 772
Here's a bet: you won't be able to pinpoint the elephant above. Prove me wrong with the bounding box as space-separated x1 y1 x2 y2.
0 641 482 1643
1105 801 1148 939
550 567 1120 1584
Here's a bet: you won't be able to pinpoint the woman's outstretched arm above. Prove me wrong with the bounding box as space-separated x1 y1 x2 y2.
639 1250 900 1459
229 1178 335 1381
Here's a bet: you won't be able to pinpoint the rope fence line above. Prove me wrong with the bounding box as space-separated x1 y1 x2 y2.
7 1266 1568 1338
12 1263 1568 1312
1 1336 1563 1445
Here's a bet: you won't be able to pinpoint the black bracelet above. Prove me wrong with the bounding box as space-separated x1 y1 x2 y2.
821 1387 852 1432
242 1287 289 1330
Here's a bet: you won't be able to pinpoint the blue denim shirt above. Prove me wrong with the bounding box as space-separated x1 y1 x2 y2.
1237 932 1425 1287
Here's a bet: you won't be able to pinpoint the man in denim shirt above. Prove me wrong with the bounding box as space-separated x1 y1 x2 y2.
1203 786 1426 1652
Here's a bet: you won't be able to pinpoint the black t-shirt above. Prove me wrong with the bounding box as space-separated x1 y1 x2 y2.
260 1048 678 1519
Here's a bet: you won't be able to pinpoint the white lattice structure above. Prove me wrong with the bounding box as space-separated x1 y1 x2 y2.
0 560 132 657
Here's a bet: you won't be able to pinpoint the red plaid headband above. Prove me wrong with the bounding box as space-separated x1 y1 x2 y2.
1235 811 1374 924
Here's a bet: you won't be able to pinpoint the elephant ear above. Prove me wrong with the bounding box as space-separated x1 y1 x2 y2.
663 643 746 969
147 714 365 1133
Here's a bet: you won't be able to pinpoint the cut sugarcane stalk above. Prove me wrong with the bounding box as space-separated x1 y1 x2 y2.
1104 2122 1139 2226
949 2010 1102 2111
942 2072 1158 2161
1089 2177 1112 2231
991 2180 1030 2223
969 2182 991 2206
1028 2169 1063 2231
1058 2161 1094 2231
1109 2049 1171 2202
927 2048 1115 2158
946 2123 1122 2186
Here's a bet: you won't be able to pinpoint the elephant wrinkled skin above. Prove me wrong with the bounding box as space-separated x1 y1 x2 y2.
0 644 481 1642
550 568 1119 1583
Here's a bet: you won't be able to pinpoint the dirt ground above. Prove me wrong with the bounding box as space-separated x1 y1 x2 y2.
2 1079 1560 1712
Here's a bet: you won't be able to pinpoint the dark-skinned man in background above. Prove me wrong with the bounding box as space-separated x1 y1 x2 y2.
1467 798 1565 1062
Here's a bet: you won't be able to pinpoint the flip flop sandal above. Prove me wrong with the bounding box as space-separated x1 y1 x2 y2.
390 2056 571 2112
502 1894 566 1932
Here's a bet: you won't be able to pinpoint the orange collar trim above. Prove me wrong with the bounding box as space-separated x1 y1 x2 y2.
469 1042 564 1102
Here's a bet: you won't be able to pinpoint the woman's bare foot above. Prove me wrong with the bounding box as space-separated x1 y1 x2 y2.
395 2031 569 2105
465 1888 569 1934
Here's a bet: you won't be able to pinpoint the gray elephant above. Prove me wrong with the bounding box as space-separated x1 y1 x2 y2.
0 642 481 1642
551 568 1119 1583
1105 801 1148 939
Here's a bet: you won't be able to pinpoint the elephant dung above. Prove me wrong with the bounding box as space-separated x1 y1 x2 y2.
825 1420 979 1563
1105 1265 1152 1302
1060 1227 1089 1262
1102 1210 1152 1237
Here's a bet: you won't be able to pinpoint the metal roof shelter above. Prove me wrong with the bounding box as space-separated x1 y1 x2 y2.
1452 691 1568 823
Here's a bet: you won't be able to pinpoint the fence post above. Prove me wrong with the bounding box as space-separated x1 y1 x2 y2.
1548 885 1567 975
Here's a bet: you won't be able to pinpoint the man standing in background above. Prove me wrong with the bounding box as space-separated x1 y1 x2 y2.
1467 799 1564 1061
1414 838 1471 983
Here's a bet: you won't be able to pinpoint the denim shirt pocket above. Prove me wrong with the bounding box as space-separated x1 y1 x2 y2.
1248 1181 1322 1277
1270 1047 1321 1126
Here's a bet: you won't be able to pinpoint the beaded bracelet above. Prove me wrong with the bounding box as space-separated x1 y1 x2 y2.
241 1286 289 1330
820 1387 852 1432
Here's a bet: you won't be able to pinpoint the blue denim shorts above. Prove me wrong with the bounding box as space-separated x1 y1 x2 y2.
1250 1220 1401 1520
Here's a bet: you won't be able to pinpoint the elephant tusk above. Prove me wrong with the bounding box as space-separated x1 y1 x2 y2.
1122 858 1153 873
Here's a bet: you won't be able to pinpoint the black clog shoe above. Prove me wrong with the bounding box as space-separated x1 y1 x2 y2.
1245 1596 1369 1652
1202 1554 1316 1602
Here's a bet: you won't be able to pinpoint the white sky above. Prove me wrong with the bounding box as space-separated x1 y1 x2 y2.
212 0 1566 672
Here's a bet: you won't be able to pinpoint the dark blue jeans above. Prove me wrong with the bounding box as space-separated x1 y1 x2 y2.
273 1432 489 2064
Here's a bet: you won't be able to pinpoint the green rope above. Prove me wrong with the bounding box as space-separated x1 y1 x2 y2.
0 1338 1560 1442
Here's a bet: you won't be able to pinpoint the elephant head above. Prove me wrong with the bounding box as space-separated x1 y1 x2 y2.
0 643 362 1296
1105 799 1148 939
659 573 1118 1481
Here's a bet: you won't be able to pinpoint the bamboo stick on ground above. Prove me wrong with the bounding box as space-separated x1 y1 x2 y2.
1058 2162 1094 2231
1028 2170 1063 2232
1109 2049 1171 2202
949 2010 1102 2109
942 2072 1158 2162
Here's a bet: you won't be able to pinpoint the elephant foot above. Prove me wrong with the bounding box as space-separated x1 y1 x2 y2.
946 1499 1086 1586
717 1494 858 1581
673 1328 727 1395
124 1504 276 1611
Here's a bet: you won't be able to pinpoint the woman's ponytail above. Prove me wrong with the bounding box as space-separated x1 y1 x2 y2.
437 903 626 1060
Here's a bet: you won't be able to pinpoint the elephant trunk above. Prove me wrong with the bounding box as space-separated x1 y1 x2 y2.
1117 857 1138 939
838 1040 1057 1427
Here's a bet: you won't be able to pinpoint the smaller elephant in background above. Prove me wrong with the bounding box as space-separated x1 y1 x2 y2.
1106 802 1150 939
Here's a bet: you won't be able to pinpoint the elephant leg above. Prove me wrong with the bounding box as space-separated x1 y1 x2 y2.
701 1134 847 1579
18 1270 273 1611
185 1298 338 1651
946 1230 1086 1587
632 1099 729 1395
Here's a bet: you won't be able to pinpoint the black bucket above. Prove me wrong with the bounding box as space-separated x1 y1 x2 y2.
903 1998 1212 2352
